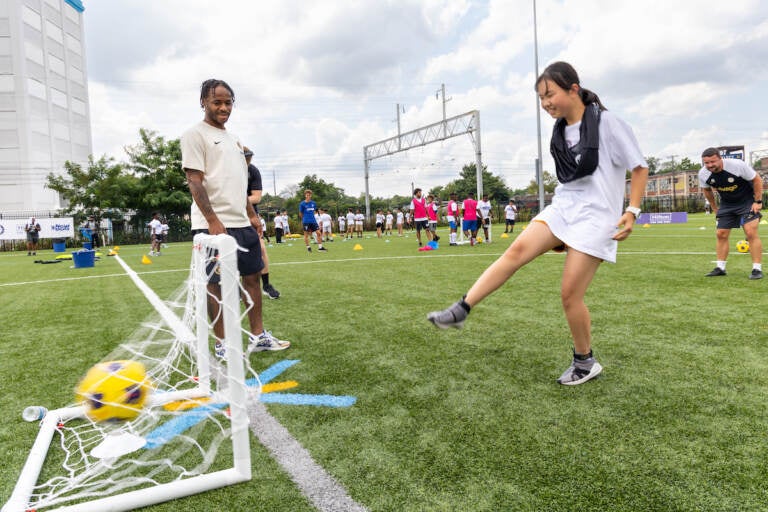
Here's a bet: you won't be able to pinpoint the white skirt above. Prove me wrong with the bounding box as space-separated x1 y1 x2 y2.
534 191 619 263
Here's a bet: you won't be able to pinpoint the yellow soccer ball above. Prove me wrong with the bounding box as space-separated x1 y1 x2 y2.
75 360 151 422
736 240 750 253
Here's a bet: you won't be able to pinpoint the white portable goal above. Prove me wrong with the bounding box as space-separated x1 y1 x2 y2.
3 233 256 512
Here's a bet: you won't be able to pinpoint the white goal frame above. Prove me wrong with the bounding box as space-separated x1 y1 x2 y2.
2 233 251 512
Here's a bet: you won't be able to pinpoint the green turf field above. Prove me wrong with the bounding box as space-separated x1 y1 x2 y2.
1 215 767 511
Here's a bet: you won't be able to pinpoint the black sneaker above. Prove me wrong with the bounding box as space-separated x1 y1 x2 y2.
262 284 281 299
705 267 726 277
307 246 312 253
749 269 763 280
427 300 469 329
318 246 328 251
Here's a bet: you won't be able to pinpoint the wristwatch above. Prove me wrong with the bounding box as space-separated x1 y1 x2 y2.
625 206 641 218
755 200 763 204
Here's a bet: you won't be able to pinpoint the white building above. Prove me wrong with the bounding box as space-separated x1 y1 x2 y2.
0 0 91 213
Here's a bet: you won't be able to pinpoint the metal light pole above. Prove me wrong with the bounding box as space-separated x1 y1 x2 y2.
533 0 545 212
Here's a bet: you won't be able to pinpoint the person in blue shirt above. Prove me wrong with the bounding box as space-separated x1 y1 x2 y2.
299 189 327 253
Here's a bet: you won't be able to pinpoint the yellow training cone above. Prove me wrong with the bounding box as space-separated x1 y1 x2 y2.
142 254 152 264
643 223 650 228
500 233 509 238
353 244 363 251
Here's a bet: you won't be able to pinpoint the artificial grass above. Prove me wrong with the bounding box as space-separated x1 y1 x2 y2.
1 216 767 511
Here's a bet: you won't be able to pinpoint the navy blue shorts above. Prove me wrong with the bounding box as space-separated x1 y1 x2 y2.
192 227 263 282
303 222 319 233
414 220 428 231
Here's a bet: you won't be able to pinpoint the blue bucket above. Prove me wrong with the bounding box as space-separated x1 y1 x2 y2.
72 250 95 268
53 241 66 253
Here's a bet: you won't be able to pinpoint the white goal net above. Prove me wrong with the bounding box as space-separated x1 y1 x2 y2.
3 234 259 512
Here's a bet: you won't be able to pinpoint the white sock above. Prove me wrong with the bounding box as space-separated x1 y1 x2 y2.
717 261 727 270
753 263 762 271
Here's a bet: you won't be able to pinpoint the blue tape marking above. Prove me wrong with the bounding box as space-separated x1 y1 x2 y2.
260 393 357 408
144 403 226 449
143 360 356 449
246 359 301 386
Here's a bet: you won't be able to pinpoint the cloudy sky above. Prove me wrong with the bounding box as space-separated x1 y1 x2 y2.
82 0 768 198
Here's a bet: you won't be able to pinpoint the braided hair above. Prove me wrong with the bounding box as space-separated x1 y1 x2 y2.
199 79 235 107
535 62 606 111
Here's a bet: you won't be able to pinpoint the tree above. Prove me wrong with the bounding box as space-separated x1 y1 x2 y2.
124 129 190 219
525 170 558 194
645 156 660 175
45 155 136 224
438 162 510 201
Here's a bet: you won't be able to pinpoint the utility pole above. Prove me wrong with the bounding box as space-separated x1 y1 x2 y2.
533 0 545 212
396 103 403 150
437 83 451 139
272 169 277 197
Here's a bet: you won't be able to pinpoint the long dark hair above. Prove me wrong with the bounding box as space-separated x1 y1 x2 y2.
535 61 606 111
199 79 235 107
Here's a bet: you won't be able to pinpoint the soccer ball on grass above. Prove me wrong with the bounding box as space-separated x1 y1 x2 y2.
736 240 750 253
75 360 152 422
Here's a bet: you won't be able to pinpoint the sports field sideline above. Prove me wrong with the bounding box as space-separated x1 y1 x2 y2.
2 215 767 511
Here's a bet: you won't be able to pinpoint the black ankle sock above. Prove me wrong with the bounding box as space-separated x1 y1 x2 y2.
574 350 593 361
261 273 270 287
459 295 471 312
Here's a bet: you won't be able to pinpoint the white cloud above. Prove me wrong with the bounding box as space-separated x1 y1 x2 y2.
82 0 768 198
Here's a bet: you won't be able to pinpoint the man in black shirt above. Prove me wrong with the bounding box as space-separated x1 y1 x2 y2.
245 147 281 298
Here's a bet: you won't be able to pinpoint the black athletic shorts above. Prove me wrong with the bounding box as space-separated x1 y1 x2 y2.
716 203 762 230
192 226 263 282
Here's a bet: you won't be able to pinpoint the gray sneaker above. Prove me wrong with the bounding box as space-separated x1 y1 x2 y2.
427 300 469 329
248 330 291 352
557 357 603 386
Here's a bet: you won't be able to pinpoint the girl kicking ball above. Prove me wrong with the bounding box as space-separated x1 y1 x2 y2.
428 61 648 386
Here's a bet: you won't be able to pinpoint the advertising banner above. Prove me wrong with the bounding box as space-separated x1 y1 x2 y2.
0 218 75 240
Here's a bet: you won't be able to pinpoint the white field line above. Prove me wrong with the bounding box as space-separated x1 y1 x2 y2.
4 250 760 288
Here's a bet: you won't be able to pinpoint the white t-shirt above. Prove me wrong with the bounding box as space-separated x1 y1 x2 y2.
505 204 517 220
346 212 356 225
148 218 163 235
396 212 404 224
386 213 394 225
535 110 646 263
320 213 333 231
477 200 492 220
181 121 250 230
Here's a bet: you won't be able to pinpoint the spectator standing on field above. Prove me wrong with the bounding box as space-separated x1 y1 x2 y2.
346 208 356 239
338 213 346 236
274 212 283 244
446 193 459 245
410 188 432 247
461 192 479 245
396 209 404 236
385 210 394 236
477 194 492 243
375 209 385 238
354 209 365 238
300 189 326 252
427 194 441 242
245 147 279 298
700 147 763 280
182 79 289 353
319 208 334 242
504 200 518 233
25 216 41 256
148 212 163 256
